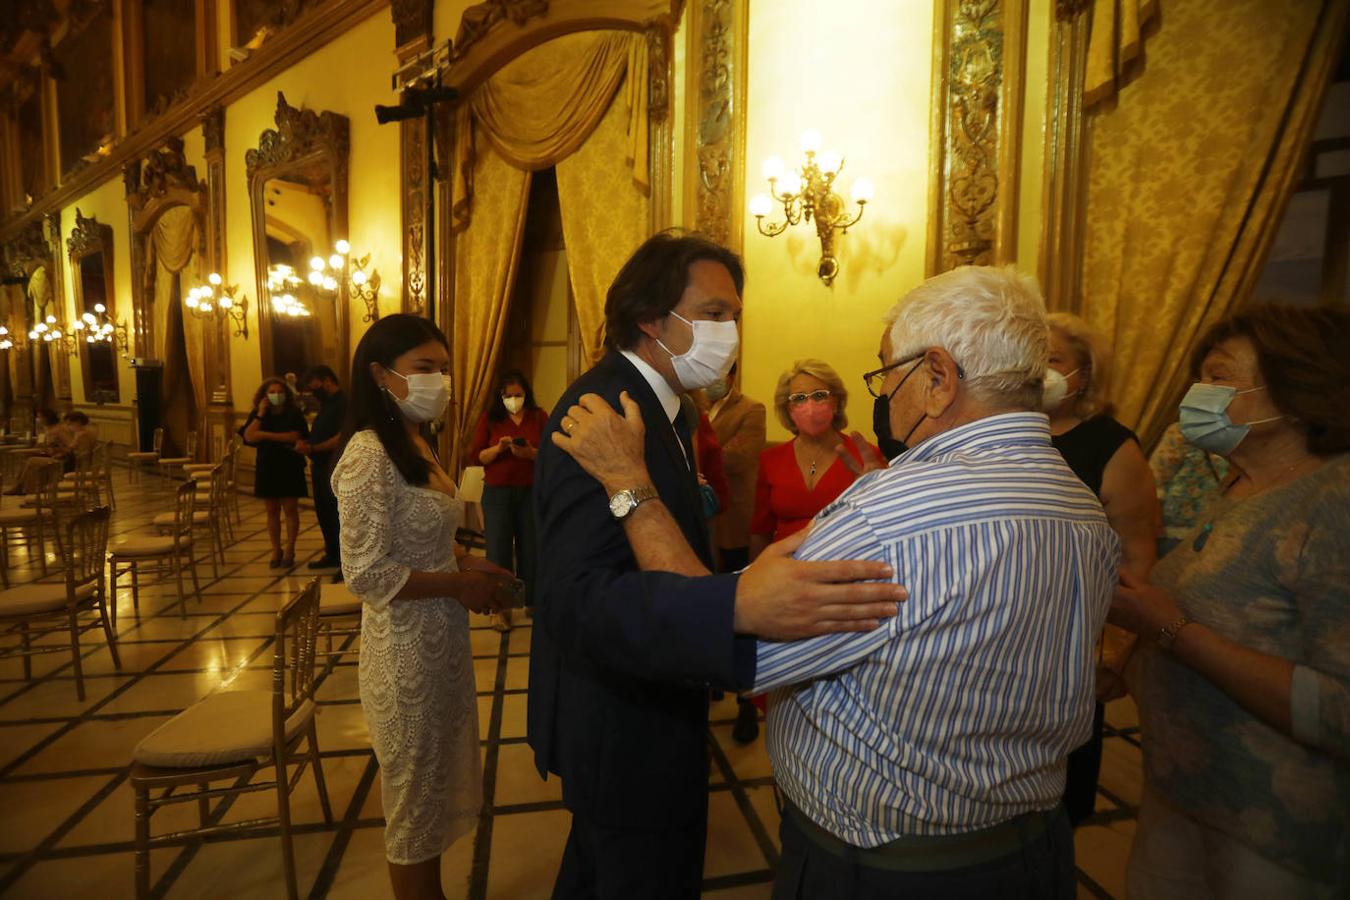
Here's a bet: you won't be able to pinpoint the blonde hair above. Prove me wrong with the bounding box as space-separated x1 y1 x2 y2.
884 266 1048 409
1046 312 1114 419
773 359 848 434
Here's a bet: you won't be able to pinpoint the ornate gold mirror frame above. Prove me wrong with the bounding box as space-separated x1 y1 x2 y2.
1 214 67 420
66 209 119 403
245 92 352 386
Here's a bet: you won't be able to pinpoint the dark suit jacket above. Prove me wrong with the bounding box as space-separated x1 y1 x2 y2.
528 352 756 829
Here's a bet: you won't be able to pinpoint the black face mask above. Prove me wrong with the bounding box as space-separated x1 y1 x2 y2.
873 357 928 462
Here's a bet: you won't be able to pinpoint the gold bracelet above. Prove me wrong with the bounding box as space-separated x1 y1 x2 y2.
1156 615 1192 652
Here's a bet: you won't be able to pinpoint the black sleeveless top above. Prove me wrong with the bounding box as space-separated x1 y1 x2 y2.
1051 415 1137 498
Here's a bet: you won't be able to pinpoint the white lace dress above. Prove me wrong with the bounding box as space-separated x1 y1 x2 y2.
332 430 482 864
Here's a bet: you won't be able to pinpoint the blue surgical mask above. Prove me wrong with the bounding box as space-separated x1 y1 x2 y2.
1178 382 1281 455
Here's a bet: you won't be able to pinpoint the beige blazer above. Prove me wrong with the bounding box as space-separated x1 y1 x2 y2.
709 390 766 549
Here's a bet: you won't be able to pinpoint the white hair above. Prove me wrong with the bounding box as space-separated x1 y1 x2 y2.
883 265 1049 409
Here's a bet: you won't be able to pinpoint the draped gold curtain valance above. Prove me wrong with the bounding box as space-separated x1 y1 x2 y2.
1084 0 1160 109
1080 0 1347 451
453 30 650 227
450 29 654 465
146 205 207 435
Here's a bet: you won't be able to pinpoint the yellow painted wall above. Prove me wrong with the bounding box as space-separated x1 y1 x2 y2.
739 0 936 442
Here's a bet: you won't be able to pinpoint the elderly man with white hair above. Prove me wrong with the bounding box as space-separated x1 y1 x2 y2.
553 265 1119 899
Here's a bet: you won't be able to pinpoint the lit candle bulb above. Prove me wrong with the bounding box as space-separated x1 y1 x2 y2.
749 194 772 218
799 129 822 154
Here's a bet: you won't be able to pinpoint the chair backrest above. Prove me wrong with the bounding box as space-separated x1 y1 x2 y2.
0 449 25 486
30 463 63 514
169 480 197 544
151 427 164 454
184 431 198 458
458 465 486 505
61 505 111 595
272 579 321 752
208 463 228 511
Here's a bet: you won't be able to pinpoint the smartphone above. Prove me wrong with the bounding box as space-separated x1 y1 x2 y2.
502 578 527 608
512 437 527 446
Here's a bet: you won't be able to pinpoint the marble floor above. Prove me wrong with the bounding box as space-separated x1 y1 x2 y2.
0 465 1142 899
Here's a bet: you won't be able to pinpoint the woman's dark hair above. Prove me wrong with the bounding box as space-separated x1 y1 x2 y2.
1191 303 1350 454
301 364 339 386
252 377 301 416
343 313 450 486
486 369 538 422
603 230 744 352
63 411 89 426
37 409 60 426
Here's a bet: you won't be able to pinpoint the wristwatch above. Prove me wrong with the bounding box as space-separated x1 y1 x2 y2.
1155 615 1192 652
609 485 658 520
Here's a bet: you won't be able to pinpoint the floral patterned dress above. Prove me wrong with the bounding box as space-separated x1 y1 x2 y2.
332 430 482 864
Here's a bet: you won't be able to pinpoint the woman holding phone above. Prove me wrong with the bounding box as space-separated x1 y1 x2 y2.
470 369 549 630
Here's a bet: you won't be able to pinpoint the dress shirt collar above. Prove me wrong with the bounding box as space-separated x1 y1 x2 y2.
896 411 1052 465
620 349 683 424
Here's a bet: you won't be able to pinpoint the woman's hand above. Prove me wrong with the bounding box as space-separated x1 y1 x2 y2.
452 569 517 614
256 400 269 417
553 391 649 494
459 555 514 578
1109 569 1184 637
835 431 889 477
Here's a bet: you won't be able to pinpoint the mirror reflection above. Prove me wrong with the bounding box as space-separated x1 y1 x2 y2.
260 170 339 379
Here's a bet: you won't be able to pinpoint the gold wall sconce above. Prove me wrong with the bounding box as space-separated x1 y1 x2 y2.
266 264 312 319
73 302 131 354
306 240 381 323
0 326 25 351
28 314 81 357
749 130 875 286
186 273 250 339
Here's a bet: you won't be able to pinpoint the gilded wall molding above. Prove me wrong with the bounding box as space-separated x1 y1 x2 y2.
683 0 747 250
200 104 231 405
1039 0 1092 312
401 115 430 316
926 0 1028 274
244 93 351 185
65 207 109 259
453 0 551 60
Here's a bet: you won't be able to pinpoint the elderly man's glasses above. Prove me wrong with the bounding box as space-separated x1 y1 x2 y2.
787 389 832 407
863 351 966 399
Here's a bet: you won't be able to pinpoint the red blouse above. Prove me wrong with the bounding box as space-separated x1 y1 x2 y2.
750 434 876 543
470 407 549 487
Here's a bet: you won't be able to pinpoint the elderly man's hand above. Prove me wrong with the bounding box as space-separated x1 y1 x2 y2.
734 530 906 639
553 391 650 494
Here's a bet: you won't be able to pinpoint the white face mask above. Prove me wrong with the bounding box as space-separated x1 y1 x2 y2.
503 396 525 415
1040 367 1079 411
267 392 286 407
656 312 739 392
386 369 451 423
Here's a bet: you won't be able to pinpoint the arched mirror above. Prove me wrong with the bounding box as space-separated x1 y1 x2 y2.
67 210 119 403
246 92 351 385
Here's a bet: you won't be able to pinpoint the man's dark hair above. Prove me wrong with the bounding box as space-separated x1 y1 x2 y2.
1191 303 1350 455
603 231 744 352
301 365 339 386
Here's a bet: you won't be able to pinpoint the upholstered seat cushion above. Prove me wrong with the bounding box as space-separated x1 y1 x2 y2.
158 457 192 466
0 507 41 525
182 463 213 473
110 535 178 557
132 690 316 768
319 583 360 616
126 452 158 461
188 470 213 481
152 512 210 527
0 581 97 616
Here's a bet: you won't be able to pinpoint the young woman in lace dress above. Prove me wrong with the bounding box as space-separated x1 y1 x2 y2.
332 314 515 900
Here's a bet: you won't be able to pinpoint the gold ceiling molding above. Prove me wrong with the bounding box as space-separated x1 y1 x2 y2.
926 0 1028 274
0 0 385 245
682 0 747 250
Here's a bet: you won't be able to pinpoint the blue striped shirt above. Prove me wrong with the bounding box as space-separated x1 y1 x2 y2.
755 412 1119 846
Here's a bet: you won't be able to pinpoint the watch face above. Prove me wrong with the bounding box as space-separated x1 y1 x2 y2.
609 491 634 518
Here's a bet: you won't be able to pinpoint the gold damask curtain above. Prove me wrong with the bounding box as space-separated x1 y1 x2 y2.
1084 0 1159 109
1080 0 1348 450
450 29 652 459
146 205 207 440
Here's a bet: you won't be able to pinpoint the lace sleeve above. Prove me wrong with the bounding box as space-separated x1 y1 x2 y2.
332 432 411 611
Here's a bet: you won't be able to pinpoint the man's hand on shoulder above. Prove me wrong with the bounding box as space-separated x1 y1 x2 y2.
553 391 651 494
734 530 906 640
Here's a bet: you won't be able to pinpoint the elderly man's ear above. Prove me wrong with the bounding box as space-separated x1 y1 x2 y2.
921 349 963 418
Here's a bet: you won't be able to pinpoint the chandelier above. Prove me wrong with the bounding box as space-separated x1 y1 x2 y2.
266 264 312 319
305 240 381 323
749 130 875 286
74 302 130 352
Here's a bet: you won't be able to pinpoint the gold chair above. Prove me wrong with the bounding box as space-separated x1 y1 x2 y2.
0 506 119 700
108 480 203 626
126 427 164 483
317 581 361 659
0 464 62 581
154 464 227 578
55 445 98 510
189 442 237 543
130 578 332 900
156 431 198 479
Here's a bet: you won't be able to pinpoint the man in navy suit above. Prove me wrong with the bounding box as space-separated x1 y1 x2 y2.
529 232 905 899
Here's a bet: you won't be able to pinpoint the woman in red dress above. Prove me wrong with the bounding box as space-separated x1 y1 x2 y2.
749 359 878 561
